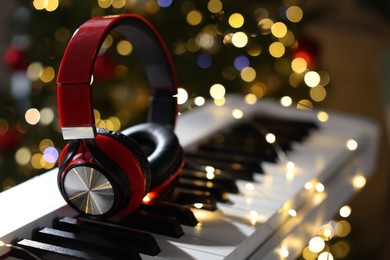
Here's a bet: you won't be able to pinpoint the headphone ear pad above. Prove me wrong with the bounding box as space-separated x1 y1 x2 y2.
122 123 183 190
94 128 151 217
96 128 152 192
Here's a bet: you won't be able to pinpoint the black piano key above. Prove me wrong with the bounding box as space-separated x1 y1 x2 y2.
166 188 218 211
194 144 277 162
13 239 98 260
111 210 184 238
177 178 230 203
138 200 198 226
184 155 258 181
182 163 239 194
34 227 140 259
54 217 160 256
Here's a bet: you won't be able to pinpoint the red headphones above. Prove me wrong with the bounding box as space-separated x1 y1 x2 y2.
56 14 184 218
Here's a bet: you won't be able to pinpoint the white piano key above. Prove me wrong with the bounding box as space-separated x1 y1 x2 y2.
141 232 236 260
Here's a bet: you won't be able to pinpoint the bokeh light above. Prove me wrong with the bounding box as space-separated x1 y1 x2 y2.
286 6 303 23
186 10 202 26
177 88 188 104
232 32 248 48
207 0 223 13
304 71 321 87
229 13 244 28
25 108 40 125
209 83 226 99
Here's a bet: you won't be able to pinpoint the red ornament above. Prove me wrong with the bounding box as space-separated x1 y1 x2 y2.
293 38 320 69
0 126 23 152
4 46 29 71
92 54 116 83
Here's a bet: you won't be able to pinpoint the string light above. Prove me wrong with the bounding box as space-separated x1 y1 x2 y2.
244 94 257 104
346 139 358 151
232 109 244 119
317 111 329 122
194 203 204 209
352 175 366 189
194 96 206 106
265 133 276 144
280 246 289 258
288 209 297 217
280 96 293 107
176 88 189 104
339 205 352 218
308 236 325 253
209 83 226 99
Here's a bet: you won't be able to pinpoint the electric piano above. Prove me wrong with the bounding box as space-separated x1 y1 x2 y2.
0 95 379 259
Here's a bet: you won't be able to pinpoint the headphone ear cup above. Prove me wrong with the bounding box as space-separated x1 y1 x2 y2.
93 129 151 217
96 128 151 192
122 123 184 193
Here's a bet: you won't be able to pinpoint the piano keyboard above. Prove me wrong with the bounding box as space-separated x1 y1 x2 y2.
0 95 378 259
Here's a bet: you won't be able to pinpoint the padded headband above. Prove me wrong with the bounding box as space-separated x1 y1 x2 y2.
57 14 178 140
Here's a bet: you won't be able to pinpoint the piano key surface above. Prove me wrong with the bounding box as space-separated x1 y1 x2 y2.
0 95 379 259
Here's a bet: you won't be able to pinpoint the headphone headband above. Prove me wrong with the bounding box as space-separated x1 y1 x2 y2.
57 14 178 140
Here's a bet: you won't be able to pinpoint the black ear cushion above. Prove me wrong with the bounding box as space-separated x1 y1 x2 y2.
122 123 183 188
97 128 151 192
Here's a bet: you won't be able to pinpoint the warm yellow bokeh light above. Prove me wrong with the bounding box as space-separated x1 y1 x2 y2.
33 0 59 11
116 40 133 56
336 220 352 237
25 108 41 125
280 96 293 107
229 13 244 28
232 109 244 119
98 0 112 9
291 57 307 73
244 94 257 105
286 6 303 23
353 175 366 189
15 147 31 166
39 66 55 83
240 67 256 82
297 99 313 110
308 236 325 253
317 111 329 122
271 22 287 38
304 71 321 87
269 42 285 58
339 205 352 218
209 84 226 99
112 0 126 9
27 62 43 81
310 85 327 102
232 32 248 48
207 0 223 13
258 18 273 34
187 10 203 26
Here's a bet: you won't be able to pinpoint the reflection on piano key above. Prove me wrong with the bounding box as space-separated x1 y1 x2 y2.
0 95 379 259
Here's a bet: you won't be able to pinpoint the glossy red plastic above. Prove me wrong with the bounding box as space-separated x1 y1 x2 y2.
57 14 179 129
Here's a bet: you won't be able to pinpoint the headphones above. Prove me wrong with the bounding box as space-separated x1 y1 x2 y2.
56 14 184 219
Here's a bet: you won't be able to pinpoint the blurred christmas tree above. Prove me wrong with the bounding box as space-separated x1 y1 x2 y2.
0 0 330 191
